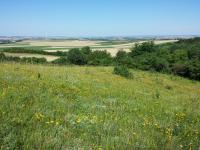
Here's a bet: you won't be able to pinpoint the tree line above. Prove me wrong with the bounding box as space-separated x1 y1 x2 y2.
0 38 200 80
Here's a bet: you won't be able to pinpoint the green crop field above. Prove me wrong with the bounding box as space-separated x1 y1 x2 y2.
0 63 199 149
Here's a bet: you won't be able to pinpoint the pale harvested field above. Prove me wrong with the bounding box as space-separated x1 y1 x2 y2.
4 52 59 62
16 39 178 48
21 40 102 47
43 40 178 56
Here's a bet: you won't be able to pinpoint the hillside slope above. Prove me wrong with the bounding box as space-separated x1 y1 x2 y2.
0 63 200 149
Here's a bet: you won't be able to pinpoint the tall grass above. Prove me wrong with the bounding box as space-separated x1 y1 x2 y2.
0 63 199 149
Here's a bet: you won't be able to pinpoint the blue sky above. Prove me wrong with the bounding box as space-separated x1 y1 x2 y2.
0 0 200 36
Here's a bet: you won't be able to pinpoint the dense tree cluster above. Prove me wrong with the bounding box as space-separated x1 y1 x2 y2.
53 47 113 66
116 38 200 80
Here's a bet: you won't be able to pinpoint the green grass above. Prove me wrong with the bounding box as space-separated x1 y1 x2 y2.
0 63 200 149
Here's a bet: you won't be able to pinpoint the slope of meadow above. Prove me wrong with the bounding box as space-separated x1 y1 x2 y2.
0 63 200 149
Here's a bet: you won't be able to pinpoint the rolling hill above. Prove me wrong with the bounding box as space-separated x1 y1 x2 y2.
0 63 199 149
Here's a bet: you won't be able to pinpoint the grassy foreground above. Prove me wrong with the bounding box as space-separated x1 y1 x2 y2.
0 63 200 149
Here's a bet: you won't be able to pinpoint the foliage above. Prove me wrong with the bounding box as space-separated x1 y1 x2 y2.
115 50 133 67
113 65 132 78
20 57 47 64
0 54 47 64
0 53 6 61
88 50 113 66
67 48 87 65
130 41 156 57
81 46 92 55
128 39 200 80
2 48 68 56
52 57 69 65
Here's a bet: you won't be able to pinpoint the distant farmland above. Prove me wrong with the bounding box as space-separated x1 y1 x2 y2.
0 39 178 57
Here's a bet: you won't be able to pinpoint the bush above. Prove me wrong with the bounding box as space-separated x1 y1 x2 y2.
67 49 87 65
6 56 21 62
172 64 189 77
187 49 200 60
52 57 69 65
130 41 156 57
151 57 169 72
115 50 133 67
81 46 92 55
21 57 47 64
187 60 200 80
113 65 133 78
88 50 113 66
2 48 68 56
0 53 6 61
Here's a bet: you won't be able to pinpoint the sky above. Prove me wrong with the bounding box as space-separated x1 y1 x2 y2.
0 0 200 37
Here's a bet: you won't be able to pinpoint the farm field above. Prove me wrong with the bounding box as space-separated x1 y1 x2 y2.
0 63 199 149
0 39 178 57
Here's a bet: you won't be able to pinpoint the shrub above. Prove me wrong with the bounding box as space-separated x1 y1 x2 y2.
81 46 92 55
187 60 200 80
2 48 68 56
6 56 21 62
0 53 6 61
165 85 173 90
113 65 133 78
172 64 189 77
21 57 47 64
151 57 169 72
130 41 156 57
187 49 200 60
88 50 113 66
52 57 69 65
67 49 87 65
115 50 133 67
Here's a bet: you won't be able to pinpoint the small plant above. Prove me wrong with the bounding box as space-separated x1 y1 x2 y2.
165 85 173 90
52 57 69 65
113 65 133 78
0 52 6 61
38 73 41 79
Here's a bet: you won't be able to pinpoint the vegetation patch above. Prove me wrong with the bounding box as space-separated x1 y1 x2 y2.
113 65 133 78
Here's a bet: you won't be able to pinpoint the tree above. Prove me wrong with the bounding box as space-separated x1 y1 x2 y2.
81 46 92 55
115 50 133 67
88 50 113 66
130 41 156 57
67 49 87 65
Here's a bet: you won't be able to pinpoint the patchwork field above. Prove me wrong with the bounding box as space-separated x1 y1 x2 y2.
0 39 178 57
0 63 199 149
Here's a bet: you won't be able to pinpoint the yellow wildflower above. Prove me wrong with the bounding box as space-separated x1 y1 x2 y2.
76 118 81 123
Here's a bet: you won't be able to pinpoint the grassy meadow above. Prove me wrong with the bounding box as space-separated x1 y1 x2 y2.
0 63 199 149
